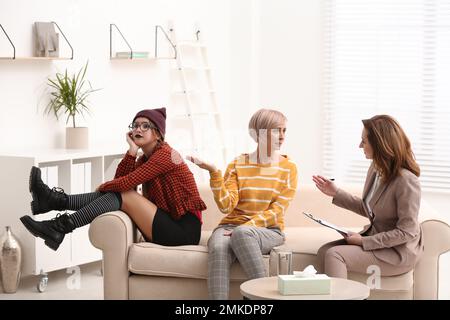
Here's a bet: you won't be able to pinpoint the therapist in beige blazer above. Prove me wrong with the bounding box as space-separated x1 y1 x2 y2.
313 114 424 278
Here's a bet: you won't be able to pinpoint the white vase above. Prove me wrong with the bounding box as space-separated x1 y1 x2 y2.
66 127 89 149
0 226 22 293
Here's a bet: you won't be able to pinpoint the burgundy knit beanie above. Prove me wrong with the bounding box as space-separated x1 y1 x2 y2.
132 108 166 138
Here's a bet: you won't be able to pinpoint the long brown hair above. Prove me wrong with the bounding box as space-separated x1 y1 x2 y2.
362 115 420 184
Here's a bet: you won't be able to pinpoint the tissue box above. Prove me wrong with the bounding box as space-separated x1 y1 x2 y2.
278 274 331 295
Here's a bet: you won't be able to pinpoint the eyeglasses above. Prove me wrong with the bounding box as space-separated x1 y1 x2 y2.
128 122 156 132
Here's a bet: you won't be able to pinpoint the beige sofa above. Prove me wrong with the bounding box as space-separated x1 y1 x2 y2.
89 184 450 300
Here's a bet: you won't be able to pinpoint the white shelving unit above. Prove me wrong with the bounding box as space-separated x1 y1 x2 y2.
0 149 124 291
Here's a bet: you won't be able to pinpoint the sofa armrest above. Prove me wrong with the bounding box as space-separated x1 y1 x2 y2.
89 210 135 300
414 219 450 299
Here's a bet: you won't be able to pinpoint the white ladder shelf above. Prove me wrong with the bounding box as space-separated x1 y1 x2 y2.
168 23 227 182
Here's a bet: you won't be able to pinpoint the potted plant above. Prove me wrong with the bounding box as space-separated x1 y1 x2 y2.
45 61 100 149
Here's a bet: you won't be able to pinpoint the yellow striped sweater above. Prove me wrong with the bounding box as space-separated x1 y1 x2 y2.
209 154 298 230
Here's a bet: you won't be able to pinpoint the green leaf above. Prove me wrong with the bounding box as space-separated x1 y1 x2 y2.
43 60 101 128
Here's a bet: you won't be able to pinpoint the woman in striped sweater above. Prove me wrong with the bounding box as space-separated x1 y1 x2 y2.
21 108 206 251
188 108 298 300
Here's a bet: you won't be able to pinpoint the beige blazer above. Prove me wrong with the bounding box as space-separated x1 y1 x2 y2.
332 164 424 266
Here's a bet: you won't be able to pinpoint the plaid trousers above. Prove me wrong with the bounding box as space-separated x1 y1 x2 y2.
207 224 285 300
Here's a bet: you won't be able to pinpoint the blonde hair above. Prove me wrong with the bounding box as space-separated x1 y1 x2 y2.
362 114 420 184
248 108 287 142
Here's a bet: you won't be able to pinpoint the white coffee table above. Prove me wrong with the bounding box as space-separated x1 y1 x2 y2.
240 276 370 300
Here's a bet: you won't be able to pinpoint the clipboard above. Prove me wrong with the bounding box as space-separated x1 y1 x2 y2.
302 212 349 236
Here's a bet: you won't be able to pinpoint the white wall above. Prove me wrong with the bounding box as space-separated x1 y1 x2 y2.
0 0 231 154
0 0 323 178
255 0 449 299
255 0 450 223
1 0 449 299
226 0 259 156
257 0 323 186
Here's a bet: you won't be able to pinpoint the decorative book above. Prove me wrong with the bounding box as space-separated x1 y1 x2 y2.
115 51 149 58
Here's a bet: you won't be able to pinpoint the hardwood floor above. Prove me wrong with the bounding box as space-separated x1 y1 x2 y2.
0 261 103 300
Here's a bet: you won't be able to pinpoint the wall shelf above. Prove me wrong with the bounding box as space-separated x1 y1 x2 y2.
0 22 73 60
110 56 156 61
109 23 177 60
0 57 72 61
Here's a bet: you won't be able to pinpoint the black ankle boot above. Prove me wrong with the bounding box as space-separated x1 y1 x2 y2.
29 166 68 215
20 213 76 251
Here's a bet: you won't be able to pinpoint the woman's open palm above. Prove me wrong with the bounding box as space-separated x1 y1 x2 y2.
312 175 338 197
186 155 217 173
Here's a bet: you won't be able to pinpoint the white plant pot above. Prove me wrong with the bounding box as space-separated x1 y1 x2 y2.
66 127 89 149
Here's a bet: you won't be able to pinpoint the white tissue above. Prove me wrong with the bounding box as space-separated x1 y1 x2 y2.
293 265 318 278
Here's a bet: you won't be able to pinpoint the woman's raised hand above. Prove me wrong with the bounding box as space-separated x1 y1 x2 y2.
312 175 338 197
126 131 139 156
186 155 218 173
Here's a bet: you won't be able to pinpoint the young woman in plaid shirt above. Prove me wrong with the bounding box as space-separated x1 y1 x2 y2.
21 108 206 251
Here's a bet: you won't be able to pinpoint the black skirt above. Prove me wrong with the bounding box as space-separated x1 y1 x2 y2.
151 208 201 246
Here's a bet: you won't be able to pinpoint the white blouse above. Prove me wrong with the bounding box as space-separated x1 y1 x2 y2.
364 171 381 218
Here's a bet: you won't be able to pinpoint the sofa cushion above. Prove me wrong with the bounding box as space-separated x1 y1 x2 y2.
282 227 413 292
129 227 354 280
348 270 413 292
199 230 212 246
128 241 270 280
283 227 359 255
199 184 369 231
129 226 413 292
